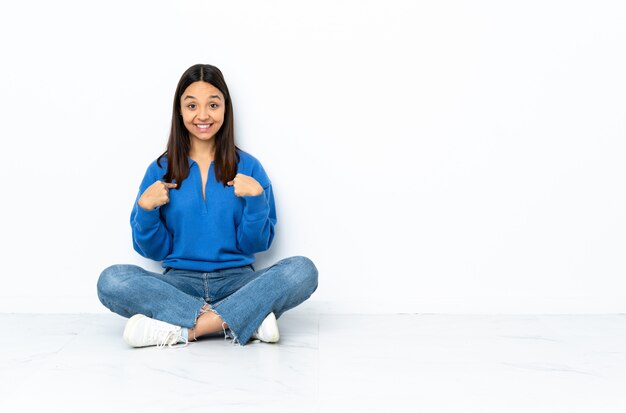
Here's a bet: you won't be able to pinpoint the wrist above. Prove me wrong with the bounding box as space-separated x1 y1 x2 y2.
138 199 155 211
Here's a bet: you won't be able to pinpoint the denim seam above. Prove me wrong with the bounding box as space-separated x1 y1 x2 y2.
203 273 209 301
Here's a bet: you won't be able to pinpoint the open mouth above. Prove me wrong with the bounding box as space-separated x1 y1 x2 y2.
194 123 214 132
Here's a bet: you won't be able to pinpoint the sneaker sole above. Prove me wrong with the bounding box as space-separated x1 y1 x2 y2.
123 313 147 347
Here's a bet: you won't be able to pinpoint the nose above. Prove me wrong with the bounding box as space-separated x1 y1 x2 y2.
198 106 211 121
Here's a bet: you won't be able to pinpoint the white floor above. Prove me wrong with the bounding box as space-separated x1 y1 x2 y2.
1 312 626 412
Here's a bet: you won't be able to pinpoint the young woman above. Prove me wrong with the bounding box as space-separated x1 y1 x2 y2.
97 64 318 348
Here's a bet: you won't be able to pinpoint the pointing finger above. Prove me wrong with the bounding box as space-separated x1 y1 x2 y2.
163 182 177 188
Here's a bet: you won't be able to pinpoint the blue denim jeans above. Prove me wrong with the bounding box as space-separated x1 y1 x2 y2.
97 256 318 346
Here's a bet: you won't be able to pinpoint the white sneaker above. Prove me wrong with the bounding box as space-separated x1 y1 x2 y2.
123 314 188 348
251 312 280 343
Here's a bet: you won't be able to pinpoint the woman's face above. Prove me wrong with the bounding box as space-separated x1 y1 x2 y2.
180 81 226 144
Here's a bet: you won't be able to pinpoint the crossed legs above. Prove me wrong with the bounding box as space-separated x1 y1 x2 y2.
188 303 229 341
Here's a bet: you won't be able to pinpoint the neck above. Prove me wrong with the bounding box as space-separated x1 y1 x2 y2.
189 138 216 161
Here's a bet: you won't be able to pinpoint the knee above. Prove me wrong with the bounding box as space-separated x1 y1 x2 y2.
97 264 136 301
287 256 318 294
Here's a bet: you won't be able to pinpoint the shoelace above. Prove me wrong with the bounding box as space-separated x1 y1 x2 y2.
150 324 189 349
156 329 188 349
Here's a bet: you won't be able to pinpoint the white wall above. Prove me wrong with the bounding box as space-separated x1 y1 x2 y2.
1 0 624 314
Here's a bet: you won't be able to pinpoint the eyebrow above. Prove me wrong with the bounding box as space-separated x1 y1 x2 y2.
183 95 221 100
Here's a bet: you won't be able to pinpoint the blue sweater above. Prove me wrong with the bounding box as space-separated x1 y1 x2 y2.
130 149 276 272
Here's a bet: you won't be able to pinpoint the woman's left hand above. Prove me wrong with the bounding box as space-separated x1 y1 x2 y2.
227 173 264 197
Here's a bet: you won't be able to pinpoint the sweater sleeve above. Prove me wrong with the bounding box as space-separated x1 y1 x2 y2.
236 162 277 255
130 163 173 261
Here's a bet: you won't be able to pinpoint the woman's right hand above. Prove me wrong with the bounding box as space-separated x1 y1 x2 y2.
137 181 177 210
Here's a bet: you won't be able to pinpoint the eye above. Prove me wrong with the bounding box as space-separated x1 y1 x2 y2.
187 104 196 110
210 103 219 109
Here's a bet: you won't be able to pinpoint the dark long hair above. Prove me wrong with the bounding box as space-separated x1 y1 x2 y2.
157 64 239 188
